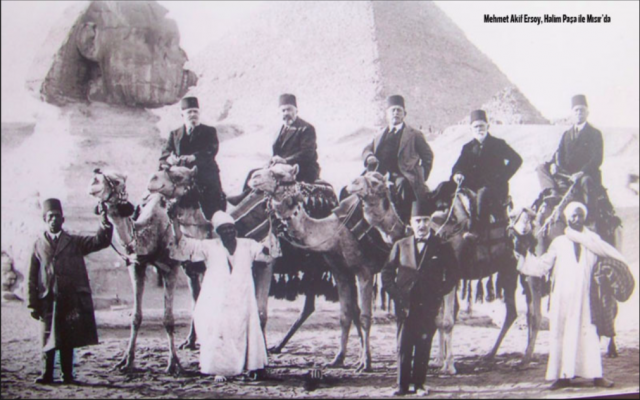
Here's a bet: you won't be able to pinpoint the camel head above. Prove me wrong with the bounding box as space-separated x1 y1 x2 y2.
88 168 129 204
147 165 196 199
249 164 299 194
510 207 536 236
347 172 390 201
272 193 305 227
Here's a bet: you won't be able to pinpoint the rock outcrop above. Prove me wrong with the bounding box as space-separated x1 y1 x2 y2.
26 1 197 108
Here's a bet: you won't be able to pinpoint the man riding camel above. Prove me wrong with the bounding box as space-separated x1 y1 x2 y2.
159 96 226 220
442 109 522 238
362 95 434 223
536 94 603 225
227 93 321 205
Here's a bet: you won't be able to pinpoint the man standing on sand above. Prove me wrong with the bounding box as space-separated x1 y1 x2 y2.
28 198 113 385
516 201 619 391
382 199 459 396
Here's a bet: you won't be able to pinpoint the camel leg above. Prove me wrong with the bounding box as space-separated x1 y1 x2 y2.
114 263 145 372
435 289 457 374
160 262 184 375
325 257 354 369
485 270 518 360
607 338 618 358
355 269 374 373
269 291 315 354
254 260 274 333
179 262 202 350
520 275 542 368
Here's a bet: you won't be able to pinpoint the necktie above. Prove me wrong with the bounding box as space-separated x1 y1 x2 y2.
389 127 397 135
188 126 194 135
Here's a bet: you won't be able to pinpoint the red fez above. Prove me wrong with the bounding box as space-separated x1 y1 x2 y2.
181 96 199 110
279 94 297 108
386 95 405 109
411 198 435 217
42 198 63 217
571 94 588 108
470 109 488 123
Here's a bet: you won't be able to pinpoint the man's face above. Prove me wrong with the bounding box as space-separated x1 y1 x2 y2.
471 120 489 143
386 106 406 126
572 105 589 125
566 207 586 231
410 216 430 240
216 223 237 243
182 108 200 129
44 211 64 234
280 105 298 126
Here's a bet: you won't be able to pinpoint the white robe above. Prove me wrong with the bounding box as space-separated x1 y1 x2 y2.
517 235 603 380
171 237 269 376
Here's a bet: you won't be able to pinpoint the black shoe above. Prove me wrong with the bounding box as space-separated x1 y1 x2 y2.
34 375 54 385
549 379 571 390
62 376 78 385
392 387 410 396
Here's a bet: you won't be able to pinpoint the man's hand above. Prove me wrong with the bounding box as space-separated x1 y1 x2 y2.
453 173 464 185
365 155 379 171
270 156 287 166
98 202 111 227
570 171 585 183
165 154 179 166
549 163 558 176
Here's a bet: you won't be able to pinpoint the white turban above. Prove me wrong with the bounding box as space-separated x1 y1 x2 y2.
212 211 235 231
563 201 588 220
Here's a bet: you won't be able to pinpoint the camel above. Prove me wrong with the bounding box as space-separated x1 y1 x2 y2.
149 163 338 355
88 169 184 374
144 165 212 350
349 172 544 374
270 189 381 372
514 179 624 358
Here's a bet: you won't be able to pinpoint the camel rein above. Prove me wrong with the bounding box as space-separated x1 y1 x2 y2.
434 180 463 238
537 180 579 235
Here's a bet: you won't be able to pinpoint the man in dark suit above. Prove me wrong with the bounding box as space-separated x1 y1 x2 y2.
159 96 225 220
449 109 522 235
536 95 603 223
382 199 459 396
227 94 320 205
362 95 434 223
28 199 113 384
271 93 321 183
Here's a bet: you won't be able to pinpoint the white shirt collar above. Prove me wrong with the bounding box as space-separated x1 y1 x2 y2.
575 121 587 131
46 231 61 240
388 122 404 133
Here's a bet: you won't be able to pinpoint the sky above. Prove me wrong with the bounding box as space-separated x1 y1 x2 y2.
1 1 638 127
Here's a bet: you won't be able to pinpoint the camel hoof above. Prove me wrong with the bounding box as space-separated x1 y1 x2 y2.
178 340 197 351
482 353 496 363
439 365 457 375
355 364 373 373
607 350 618 358
166 360 185 376
268 346 283 355
113 357 135 373
327 356 345 369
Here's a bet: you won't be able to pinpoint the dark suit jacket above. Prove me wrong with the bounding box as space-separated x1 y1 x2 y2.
28 225 112 350
381 233 459 313
362 124 433 198
159 124 220 185
272 117 320 183
553 122 603 184
451 134 522 197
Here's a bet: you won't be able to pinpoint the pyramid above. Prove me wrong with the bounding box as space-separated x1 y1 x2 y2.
184 1 546 140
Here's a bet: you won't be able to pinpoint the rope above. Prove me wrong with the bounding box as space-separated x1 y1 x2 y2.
435 180 463 237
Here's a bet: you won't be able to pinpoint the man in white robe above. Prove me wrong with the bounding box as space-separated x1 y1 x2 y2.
517 202 621 390
169 210 270 381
